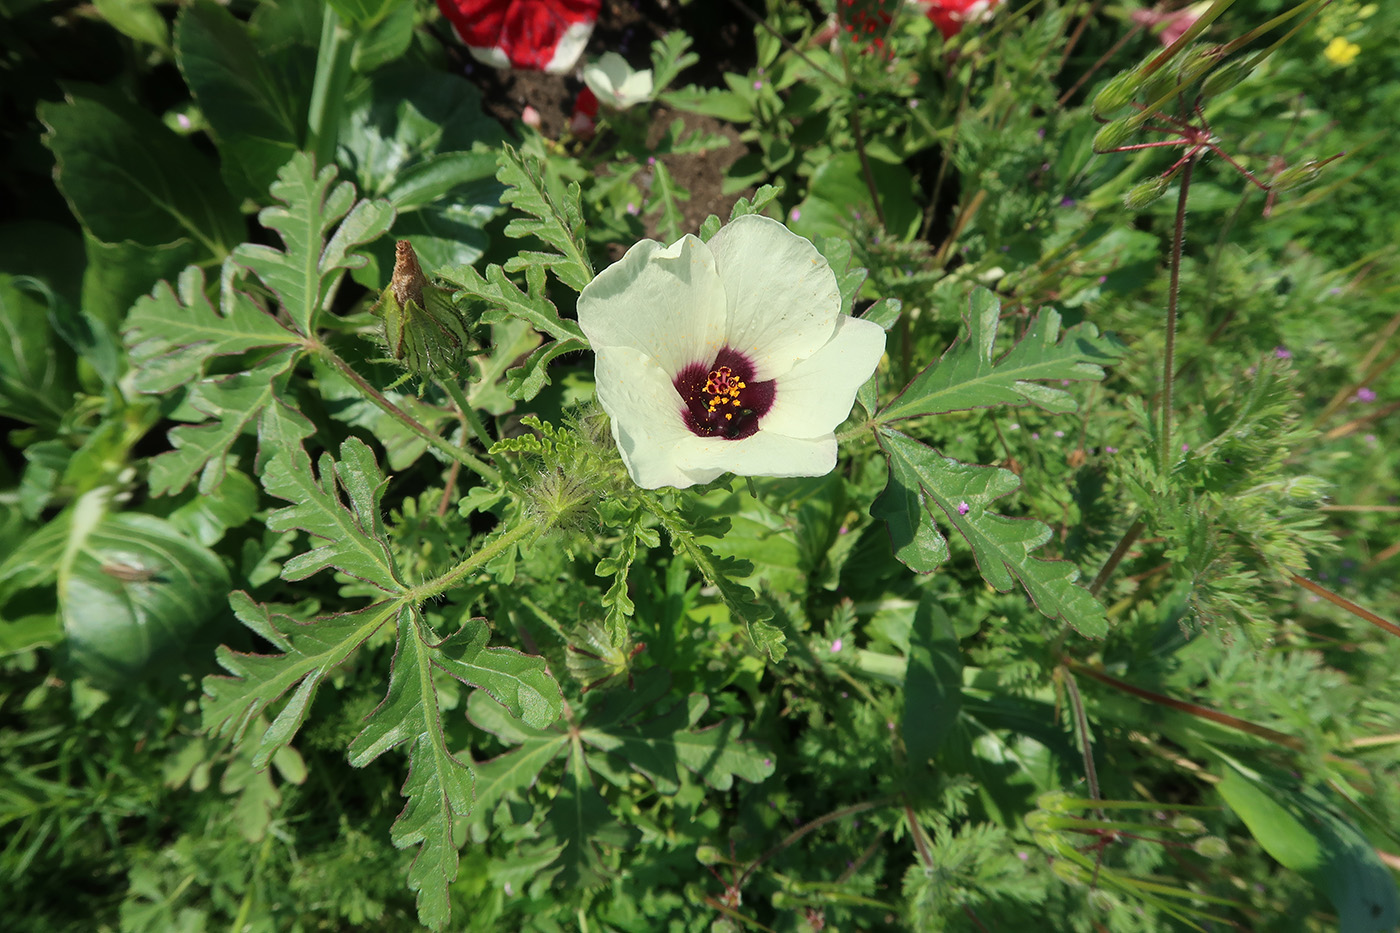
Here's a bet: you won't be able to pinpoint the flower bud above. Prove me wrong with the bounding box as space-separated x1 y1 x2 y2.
1201 58 1253 98
1141 66 1178 106
1093 117 1137 153
375 240 480 380
1176 44 1222 88
1193 835 1230 859
1271 160 1321 192
1092 70 1140 117
1124 176 1169 209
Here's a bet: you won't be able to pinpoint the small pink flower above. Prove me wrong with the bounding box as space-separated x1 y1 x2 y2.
1355 387 1377 403
1274 346 1292 359
957 500 970 516
521 105 542 129
830 638 843 653
1132 2 1206 48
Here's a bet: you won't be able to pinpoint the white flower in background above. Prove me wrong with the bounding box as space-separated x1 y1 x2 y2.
578 215 886 490
582 52 655 110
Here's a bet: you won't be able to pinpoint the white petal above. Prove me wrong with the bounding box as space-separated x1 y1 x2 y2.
707 214 842 381
678 430 839 482
578 234 727 377
759 315 887 438
544 21 595 74
583 53 654 108
593 346 703 489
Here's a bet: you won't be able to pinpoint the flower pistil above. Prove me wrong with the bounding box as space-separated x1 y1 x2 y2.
674 349 775 440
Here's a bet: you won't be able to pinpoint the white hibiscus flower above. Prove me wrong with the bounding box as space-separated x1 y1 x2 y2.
577 214 886 490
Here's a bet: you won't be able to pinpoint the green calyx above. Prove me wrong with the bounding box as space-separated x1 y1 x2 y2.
375 240 481 379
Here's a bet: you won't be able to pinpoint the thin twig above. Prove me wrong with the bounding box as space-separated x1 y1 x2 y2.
1291 574 1400 639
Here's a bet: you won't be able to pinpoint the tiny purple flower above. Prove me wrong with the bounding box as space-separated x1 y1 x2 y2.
1181 443 1190 452
1097 275 1107 284
1105 446 1119 454
764 758 772 767
1329 287 1342 295
1060 197 1076 208
176 113 192 130
957 501 970 516
1031 432 1041 440
1037 128 1046 139
1009 423 1020 431
1364 434 1378 445
647 156 656 166
1355 387 1377 403
1054 430 1065 438
789 207 801 222
626 202 638 215
830 638 843 653
753 80 763 90
1017 850 1030 861
1274 346 1292 359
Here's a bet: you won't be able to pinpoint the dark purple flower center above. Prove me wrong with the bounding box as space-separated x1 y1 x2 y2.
673 347 775 440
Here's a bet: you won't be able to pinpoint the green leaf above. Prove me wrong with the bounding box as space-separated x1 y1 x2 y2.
433 618 561 730
39 88 243 255
495 144 594 292
146 359 302 497
339 65 504 280
579 671 774 793
93 0 171 50
545 747 634 888
873 429 1107 638
903 595 962 770
648 160 688 243
790 151 921 242
124 263 305 395
162 466 260 546
505 337 587 402
658 507 784 661
443 261 585 345
263 437 404 592
0 274 78 429
347 608 475 931
231 153 395 337
57 495 230 684
175 0 305 202
350 1 414 72
466 691 569 826
880 288 1125 423
202 592 397 767
1218 762 1398 932
81 233 201 333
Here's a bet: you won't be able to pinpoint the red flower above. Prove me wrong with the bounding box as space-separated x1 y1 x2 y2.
911 0 1003 40
436 0 601 73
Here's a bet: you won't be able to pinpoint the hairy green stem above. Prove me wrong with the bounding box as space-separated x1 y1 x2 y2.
1089 516 1144 596
409 519 537 604
1160 159 1193 476
439 376 494 450
315 344 502 484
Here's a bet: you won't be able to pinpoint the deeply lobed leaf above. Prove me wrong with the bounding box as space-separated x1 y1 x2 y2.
263 437 404 592
873 429 1107 638
880 288 1124 423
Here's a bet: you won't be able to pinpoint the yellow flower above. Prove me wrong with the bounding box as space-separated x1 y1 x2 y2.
1324 37 1361 66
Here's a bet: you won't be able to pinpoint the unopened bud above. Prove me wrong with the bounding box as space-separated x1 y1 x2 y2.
1193 836 1230 859
1093 117 1137 153
375 240 480 381
1171 815 1206 834
1202 58 1253 98
1177 45 1222 88
1125 176 1170 209
1092 70 1140 117
1141 66 1178 106
1271 160 1321 192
